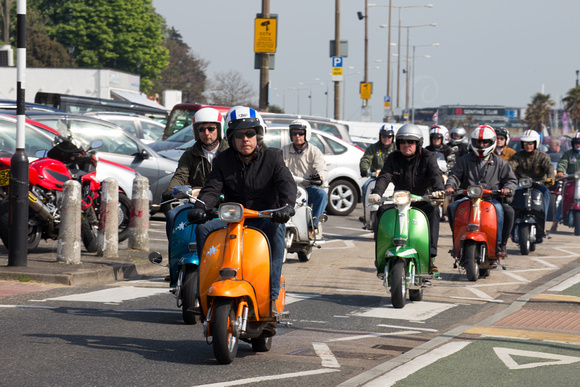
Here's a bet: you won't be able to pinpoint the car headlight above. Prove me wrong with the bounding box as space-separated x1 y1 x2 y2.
519 177 532 188
393 191 410 205
219 203 244 222
467 186 483 198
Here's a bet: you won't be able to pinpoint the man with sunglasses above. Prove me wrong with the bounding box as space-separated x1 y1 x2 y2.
359 124 396 177
282 119 328 237
189 107 296 334
166 107 229 192
368 124 445 274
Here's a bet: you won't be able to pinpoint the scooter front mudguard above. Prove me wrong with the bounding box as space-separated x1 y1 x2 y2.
166 203 198 286
453 199 498 258
376 207 430 275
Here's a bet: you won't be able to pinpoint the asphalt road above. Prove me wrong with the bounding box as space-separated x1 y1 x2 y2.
1 207 579 386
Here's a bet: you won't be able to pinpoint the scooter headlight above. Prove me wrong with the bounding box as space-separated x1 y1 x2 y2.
467 186 483 198
574 171 580 180
219 203 244 222
393 191 410 205
519 177 532 188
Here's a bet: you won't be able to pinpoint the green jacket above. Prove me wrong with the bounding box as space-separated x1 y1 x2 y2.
556 149 580 174
508 150 555 180
168 140 229 189
359 141 396 173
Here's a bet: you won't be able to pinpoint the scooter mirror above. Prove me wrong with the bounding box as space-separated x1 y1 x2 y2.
148 251 164 265
90 139 103 150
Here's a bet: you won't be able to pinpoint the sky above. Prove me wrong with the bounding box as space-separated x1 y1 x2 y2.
152 0 580 123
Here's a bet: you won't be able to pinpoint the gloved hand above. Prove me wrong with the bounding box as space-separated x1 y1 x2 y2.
556 171 564 179
360 170 368 177
544 177 555 186
309 174 323 186
272 206 295 223
368 193 381 204
161 189 174 202
187 208 208 224
432 190 445 199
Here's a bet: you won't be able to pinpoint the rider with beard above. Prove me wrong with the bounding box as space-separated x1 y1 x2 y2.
368 124 445 274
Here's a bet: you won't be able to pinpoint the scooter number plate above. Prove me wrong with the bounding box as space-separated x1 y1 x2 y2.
0 169 8 187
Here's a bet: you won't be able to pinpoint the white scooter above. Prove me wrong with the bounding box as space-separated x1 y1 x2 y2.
284 176 327 262
361 171 393 231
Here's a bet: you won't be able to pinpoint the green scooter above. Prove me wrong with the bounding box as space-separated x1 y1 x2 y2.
374 191 439 308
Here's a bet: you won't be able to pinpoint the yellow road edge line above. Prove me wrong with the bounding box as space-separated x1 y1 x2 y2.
531 294 580 303
464 327 580 343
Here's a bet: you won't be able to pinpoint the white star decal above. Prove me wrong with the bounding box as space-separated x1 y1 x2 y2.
206 246 218 256
175 222 187 231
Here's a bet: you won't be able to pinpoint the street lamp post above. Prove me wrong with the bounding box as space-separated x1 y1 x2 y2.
411 43 439 123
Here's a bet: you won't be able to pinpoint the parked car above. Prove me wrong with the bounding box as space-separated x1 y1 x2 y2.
157 126 367 216
149 125 194 152
162 103 231 140
261 113 353 144
24 112 177 212
0 114 58 158
84 112 166 144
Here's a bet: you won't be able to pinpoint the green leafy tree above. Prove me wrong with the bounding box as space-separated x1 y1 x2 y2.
28 0 168 93
25 8 71 67
525 93 555 133
150 27 208 104
562 86 580 132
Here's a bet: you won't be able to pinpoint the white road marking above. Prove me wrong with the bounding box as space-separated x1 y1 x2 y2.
549 272 580 292
34 286 168 304
494 347 580 370
465 287 494 300
363 341 470 386
313 342 340 368
376 324 438 332
353 302 457 322
326 331 417 342
285 293 319 305
449 296 504 303
502 272 531 282
0 304 57 309
194 368 339 387
317 239 356 249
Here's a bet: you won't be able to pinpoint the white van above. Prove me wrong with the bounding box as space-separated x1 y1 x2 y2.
338 120 431 146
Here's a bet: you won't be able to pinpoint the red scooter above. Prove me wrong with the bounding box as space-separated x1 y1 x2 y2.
555 172 580 235
450 186 505 281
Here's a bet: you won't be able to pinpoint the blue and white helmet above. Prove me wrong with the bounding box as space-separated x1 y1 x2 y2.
224 106 267 149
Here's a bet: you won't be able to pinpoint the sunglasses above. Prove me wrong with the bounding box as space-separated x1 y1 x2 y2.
198 126 217 133
234 129 257 139
380 133 393 138
290 131 306 137
399 140 417 145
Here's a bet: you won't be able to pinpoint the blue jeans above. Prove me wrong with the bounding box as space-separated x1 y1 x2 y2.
195 217 286 300
306 186 328 226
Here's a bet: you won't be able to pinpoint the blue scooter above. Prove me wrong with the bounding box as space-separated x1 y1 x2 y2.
153 186 202 324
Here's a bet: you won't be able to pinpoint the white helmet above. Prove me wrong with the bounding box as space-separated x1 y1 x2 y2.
288 119 312 142
429 125 449 144
192 107 224 142
470 125 497 158
520 129 541 151
224 106 267 150
495 128 511 147
449 127 467 146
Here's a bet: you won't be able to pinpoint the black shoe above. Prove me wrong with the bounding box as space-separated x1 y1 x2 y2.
429 261 439 274
497 244 508 258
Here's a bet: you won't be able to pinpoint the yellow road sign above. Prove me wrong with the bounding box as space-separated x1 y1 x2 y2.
360 82 372 100
254 18 277 53
332 67 343 76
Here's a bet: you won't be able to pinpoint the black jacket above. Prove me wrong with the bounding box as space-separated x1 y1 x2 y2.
195 146 297 211
372 148 445 196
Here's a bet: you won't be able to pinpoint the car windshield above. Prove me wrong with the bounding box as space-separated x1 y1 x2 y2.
67 122 139 156
166 126 195 143
0 120 56 155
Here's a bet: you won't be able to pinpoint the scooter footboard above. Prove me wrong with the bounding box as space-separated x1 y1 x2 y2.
166 203 197 286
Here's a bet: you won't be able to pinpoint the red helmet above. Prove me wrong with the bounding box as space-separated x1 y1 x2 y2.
470 125 496 158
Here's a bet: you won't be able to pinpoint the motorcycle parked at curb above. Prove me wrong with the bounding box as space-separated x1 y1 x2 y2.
154 185 202 325
0 138 103 252
510 177 547 255
554 172 580 235
284 176 327 262
450 186 506 281
150 199 292 364
374 191 441 308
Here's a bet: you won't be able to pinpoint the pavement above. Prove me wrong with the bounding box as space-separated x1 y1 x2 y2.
0 239 167 288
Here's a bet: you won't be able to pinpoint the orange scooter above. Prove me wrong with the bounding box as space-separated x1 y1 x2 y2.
197 202 291 364
450 186 506 281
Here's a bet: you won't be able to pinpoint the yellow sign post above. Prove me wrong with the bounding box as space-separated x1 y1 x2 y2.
254 18 277 53
360 82 372 100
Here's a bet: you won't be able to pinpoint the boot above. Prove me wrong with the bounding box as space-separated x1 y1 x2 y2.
550 222 558 233
429 260 439 274
497 243 508 258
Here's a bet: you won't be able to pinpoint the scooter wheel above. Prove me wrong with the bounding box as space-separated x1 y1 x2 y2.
213 299 239 364
251 337 272 352
390 259 407 308
298 246 312 262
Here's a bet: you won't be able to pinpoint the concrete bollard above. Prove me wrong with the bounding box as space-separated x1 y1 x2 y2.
128 176 150 251
97 178 119 258
57 180 82 264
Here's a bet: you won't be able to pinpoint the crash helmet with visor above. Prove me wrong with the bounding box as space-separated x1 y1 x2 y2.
470 125 496 158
